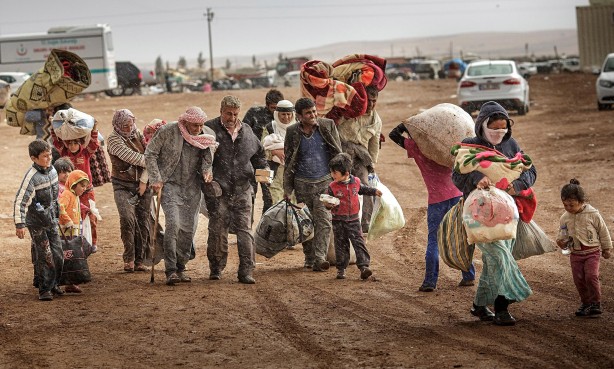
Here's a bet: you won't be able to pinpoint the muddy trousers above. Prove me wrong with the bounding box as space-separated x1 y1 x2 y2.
570 250 601 304
207 190 255 278
333 219 370 270
113 180 152 265
161 183 200 277
294 178 332 265
29 226 63 294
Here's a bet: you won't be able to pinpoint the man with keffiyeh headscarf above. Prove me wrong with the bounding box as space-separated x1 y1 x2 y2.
107 109 153 273
145 106 217 286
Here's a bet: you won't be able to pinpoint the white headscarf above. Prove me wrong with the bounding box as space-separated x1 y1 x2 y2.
272 99 295 139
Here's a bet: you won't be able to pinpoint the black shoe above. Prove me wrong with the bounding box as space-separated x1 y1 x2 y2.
418 285 435 292
360 267 373 280
458 279 475 287
336 269 346 279
470 304 495 321
38 291 53 301
304 261 314 269
575 303 592 317
51 286 65 295
238 275 256 284
209 272 221 280
589 303 603 315
493 310 516 326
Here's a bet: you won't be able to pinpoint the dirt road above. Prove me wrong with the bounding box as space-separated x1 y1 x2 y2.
0 73 613 368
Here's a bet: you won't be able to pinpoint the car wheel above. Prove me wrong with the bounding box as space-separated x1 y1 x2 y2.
597 102 610 111
105 83 125 97
123 86 136 96
517 103 527 116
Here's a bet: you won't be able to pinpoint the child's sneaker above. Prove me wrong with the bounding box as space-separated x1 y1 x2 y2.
589 303 603 315
360 267 372 280
336 269 346 279
38 291 53 301
575 303 592 317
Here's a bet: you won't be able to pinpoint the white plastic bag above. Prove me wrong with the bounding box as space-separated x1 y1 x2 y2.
52 108 95 142
82 217 93 246
462 187 519 244
367 180 405 240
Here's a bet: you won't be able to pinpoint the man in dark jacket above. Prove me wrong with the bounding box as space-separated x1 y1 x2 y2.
242 89 284 214
205 95 269 284
284 97 342 272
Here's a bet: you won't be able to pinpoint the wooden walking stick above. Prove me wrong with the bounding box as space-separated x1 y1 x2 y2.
150 188 162 284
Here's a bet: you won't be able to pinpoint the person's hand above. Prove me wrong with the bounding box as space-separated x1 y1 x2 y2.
138 181 147 196
16 228 25 239
375 189 383 197
92 121 98 132
89 213 98 226
203 171 213 183
150 182 163 193
556 239 568 249
603 249 611 259
324 202 336 210
476 176 492 190
271 149 285 163
506 185 517 196
283 193 291 201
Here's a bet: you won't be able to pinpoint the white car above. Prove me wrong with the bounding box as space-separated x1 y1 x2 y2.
457 60 530 115
0 72 31 93
596 53 614 110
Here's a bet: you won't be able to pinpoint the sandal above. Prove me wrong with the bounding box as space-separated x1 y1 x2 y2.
134 263 149 272
124 262 135 273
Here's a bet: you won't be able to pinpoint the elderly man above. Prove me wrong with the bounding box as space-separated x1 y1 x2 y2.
145 107 217 286
284 97 342 272
205 95 268 284
336 85 382 233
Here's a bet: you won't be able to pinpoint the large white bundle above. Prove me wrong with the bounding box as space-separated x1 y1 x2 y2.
52 108 95 142
462 187 519 244
402 103 475 167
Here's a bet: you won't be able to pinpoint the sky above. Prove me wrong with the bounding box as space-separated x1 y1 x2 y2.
0 0 589 67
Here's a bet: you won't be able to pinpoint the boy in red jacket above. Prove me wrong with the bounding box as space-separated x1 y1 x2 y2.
326 153 381 280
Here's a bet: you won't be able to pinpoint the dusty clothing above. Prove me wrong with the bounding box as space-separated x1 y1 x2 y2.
113 180 151 264
204 117 267 195
294 179 332 265
333 219 370 270
107 130 147 183
204 116 267 277
328 175 378 222
207 190 255 277
558 204 612 255
243 105 273 142
58 170 89 236
145 123 214 276
29 226 63 294
337 110 382 163
284 118 342 196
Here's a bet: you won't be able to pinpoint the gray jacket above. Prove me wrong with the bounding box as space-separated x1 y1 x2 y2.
144 122 214 184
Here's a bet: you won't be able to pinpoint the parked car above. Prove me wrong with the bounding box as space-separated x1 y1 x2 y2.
0 72 30 92
596 53 614 110
414 60 441 80
140 68 157 86
105 61 142 97
561 58 580 73
517 62 538 79
457 60 530 115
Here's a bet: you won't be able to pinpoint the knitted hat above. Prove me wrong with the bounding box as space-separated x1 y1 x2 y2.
475 101 512 126
179 106 207 124
275 99 294 112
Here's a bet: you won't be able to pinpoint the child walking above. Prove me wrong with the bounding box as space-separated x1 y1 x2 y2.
558 178 612 317
14 140 64 301
326 153 381 280
58 169 91 293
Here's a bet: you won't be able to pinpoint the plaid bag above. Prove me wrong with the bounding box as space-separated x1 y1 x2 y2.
437 197 474 272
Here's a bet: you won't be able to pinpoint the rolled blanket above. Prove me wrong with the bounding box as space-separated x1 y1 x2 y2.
300 60 367 123
263 133 285 164
331 54 388 91
4 49 91 135
452 143 537 222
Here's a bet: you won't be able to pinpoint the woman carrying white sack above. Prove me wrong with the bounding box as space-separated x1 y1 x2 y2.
452 101 536 326
262 100 296 204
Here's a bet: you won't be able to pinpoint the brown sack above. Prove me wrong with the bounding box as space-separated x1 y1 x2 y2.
5 49 91 135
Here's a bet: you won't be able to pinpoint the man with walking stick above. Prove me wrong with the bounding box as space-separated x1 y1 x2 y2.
145 107 217 285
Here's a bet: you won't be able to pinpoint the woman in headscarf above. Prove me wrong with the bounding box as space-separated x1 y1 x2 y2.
452 101 536 326
107 109 152 273
262 99 296 204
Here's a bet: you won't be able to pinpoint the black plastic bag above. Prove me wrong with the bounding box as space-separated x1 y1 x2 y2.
59 235 93 285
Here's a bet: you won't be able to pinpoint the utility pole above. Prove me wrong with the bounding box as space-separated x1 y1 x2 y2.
205 8 214 82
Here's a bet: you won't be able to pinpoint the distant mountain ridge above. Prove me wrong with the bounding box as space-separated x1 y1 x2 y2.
140 29 578 70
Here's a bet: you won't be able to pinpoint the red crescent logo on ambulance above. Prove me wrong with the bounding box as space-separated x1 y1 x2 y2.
16 44 27 56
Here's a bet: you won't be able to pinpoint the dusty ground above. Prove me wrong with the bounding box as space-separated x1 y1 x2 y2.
0 73 613 369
